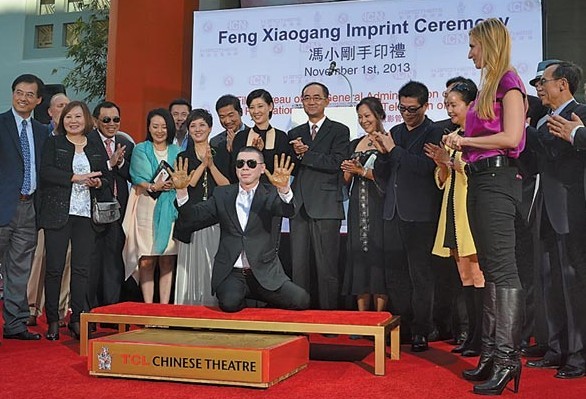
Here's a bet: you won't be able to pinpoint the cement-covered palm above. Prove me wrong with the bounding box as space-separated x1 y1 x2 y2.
170 157 195 190
266 153 294 190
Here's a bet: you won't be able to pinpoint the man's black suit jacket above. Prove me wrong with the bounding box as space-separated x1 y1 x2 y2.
533 100 586 235
38 135 111 232
375 116 443 222
0 109 47 226
574 127 586 149
176 183 295 293
87 129 134 215
287 117 349 220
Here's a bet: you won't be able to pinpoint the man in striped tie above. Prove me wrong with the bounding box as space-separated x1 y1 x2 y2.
0 74 47 340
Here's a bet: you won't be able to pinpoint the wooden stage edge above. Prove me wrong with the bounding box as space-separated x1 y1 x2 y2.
80 311 401 376
90 365 308 388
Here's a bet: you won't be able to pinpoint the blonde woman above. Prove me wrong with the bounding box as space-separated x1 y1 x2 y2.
444 18 527 395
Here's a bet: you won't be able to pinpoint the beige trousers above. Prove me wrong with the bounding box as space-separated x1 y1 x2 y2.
27 230 71 319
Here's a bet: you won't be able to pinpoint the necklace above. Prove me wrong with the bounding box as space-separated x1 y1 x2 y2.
66 135 87 146
195 144 207 161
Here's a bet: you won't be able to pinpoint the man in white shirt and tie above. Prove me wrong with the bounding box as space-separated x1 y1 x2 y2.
173 147 310 312
0 74 47 340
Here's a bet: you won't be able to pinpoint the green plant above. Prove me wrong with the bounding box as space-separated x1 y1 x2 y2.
62 0 110 102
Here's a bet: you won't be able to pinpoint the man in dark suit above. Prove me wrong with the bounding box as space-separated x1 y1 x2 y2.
211 94 249 183
372 81 443 352
287 82 349 310
525 61 586 379
173 147 309 312
0 74 47 340
87 101 134 308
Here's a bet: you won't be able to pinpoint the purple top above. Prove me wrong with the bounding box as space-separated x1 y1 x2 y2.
463 70 526 163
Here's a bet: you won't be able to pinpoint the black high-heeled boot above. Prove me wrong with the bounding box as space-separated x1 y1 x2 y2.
462 287 484 357
453 286 475 354
463 282 496 381
45 321 60 341
473 287 524 395
68 321 81 340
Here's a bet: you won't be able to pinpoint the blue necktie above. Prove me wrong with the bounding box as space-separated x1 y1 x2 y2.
20 119 31 194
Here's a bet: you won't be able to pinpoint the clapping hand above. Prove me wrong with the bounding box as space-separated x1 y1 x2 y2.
340 157 363 175
548 113 584 142
443 132 463 151
265 153 294 193
201 145 213 168
424 143 451 166
369 131 395 153
170 157 196 190
251 133 265 151
73 171 102 186
226 129 236 153
289 137 309 156
110 144 127 167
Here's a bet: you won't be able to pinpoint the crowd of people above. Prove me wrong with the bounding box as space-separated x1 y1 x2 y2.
2 18 586 395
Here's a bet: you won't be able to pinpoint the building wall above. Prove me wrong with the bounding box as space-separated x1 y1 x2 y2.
1 0 585 120
0 0 93 111
544 0 586 99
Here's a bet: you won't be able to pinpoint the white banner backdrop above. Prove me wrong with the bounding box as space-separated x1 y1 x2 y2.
192 0 542 138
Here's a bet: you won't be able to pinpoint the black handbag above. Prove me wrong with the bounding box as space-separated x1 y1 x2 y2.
148 160 174 199
92 198 121 224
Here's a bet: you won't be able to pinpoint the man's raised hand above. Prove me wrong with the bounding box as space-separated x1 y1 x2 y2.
170 157 196 190
265 153 294 193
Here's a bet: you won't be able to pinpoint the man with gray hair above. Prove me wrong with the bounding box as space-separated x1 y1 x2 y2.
525 60 586 379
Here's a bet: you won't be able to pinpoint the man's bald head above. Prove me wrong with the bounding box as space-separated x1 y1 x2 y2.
48 93 70 127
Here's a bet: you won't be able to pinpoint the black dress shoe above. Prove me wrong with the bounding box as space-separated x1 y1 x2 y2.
521 344 547 358
68 322 81 340
45 322 60 341
555 365 585 379
461 347 481 357
3 329 41 340
526 358 561 369
411 335 428 352
451 341 467 353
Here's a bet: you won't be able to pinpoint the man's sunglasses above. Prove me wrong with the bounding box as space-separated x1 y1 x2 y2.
101 116 121 123
236 159 263 169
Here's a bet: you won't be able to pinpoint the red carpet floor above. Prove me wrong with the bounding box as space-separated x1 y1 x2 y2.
1 315 586 399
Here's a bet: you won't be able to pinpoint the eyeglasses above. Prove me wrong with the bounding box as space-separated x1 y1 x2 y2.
101 116 121 124
13 90 37 100
398 104 424 114
302 96 326 103
537 77 561 86
236 159 263 169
